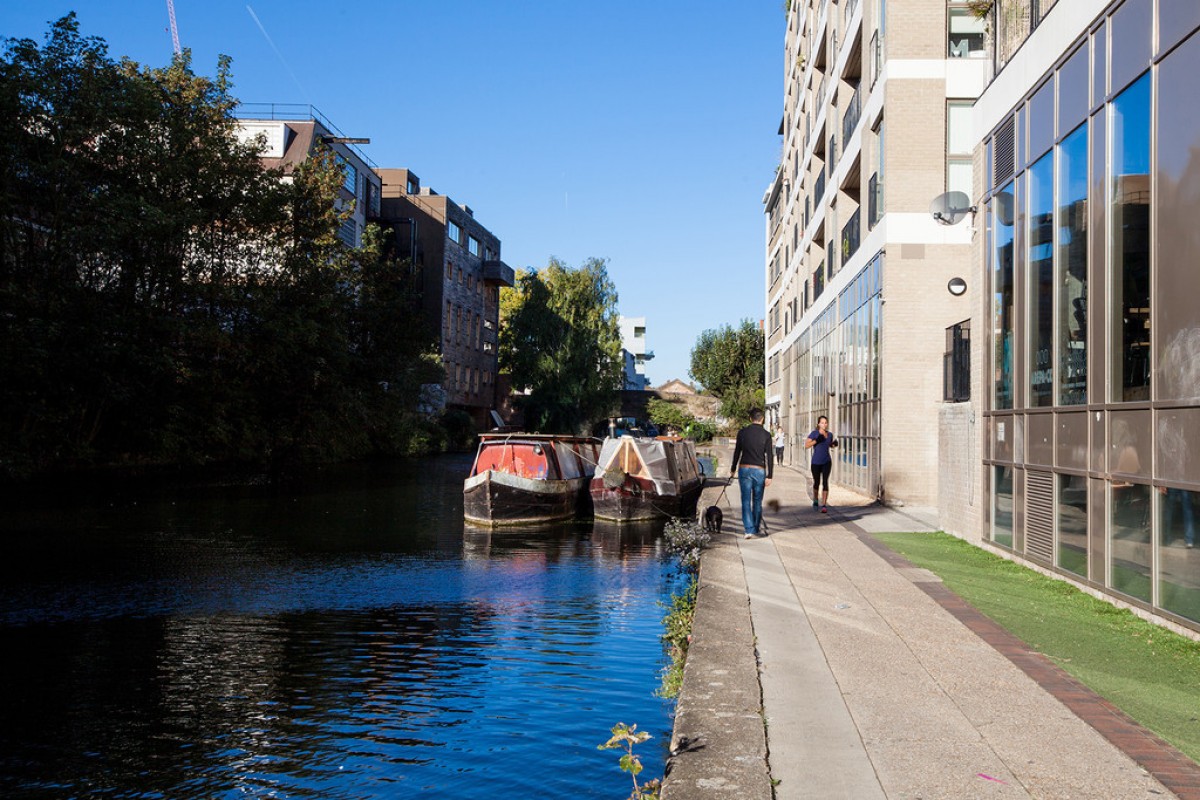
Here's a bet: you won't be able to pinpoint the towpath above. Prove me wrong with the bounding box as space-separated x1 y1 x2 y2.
663 446 1200 799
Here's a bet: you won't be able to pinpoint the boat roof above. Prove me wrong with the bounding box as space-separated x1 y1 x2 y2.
478 433 600 443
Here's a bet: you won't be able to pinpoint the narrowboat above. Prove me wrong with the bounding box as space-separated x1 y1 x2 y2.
589 436 704 523
463 433 602 527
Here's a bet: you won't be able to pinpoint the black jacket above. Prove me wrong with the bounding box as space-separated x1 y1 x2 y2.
731 423 774 478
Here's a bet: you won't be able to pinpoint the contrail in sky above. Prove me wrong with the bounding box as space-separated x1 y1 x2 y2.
246 5 308 101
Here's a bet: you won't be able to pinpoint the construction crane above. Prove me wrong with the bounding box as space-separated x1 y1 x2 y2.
166 0 181 55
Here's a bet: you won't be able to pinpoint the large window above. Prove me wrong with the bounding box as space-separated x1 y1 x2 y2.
1028 153 1053 406
447 219 462 244
1159 488 1200 621
948 7 986 58
1155 31 1200 402
947 101 974 198
993 181 1015 409
993 466 1014 547
1110 482 1151 602
944 321 970 402
1057 474 1088 577
1110 72 1151 402
1057 123 1088 405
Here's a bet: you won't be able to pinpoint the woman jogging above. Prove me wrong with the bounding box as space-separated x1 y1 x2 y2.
805 415 837 513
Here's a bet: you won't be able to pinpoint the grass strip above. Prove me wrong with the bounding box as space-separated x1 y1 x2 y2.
874 531 1200 764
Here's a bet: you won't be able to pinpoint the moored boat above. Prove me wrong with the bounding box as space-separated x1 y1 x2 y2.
589 436 704 523
463 433 601 527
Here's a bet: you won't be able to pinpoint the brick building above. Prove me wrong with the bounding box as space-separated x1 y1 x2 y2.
377 169 514 428
236 105 382 250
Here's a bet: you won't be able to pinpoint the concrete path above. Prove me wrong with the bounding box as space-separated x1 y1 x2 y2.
664 456 1196 799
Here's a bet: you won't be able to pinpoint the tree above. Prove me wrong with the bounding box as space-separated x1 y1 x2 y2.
688 320 765 428
0 15 441 479
498 257 623 433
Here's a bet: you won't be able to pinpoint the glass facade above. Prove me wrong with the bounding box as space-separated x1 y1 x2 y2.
787 255 882 496
982 9 1200 629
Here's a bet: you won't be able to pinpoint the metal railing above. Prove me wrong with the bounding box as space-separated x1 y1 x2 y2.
235 103 378 170
868 172 883 228
869 30 882 88
841 208 861 265
842 83 862 145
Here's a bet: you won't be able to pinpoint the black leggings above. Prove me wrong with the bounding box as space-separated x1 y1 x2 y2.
812 462 832 492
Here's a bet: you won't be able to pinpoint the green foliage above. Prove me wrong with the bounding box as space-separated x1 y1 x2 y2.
657 577 698 700
646 398 692 434
498 257 622 434
688 320 765 428
875 531 1200 763
438 409 476 452
598 723 661 800
0 16 441 480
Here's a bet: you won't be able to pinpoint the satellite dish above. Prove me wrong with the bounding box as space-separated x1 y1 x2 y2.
929 191 976 225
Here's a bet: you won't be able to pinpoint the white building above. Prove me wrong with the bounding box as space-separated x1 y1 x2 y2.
619 316 653 390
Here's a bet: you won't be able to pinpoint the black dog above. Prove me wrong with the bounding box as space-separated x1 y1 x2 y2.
703 505 723 534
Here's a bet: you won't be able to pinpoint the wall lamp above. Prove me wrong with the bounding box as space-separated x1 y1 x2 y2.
947 277 967 296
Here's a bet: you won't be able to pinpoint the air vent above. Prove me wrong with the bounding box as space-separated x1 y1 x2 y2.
1025 470 1054 564
993 115 1016 187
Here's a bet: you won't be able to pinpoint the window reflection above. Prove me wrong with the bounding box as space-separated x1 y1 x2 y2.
993 466 1014 547
994 184 1015 409
1159 487 1200 623
1110 73 1151 402
1155 32 1200 402
1058 124 1088 405
1029 154 1053 406
1057 474 1088 577
1110 482 1151 602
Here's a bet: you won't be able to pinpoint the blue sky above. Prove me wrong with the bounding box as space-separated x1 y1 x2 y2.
1 1 782 385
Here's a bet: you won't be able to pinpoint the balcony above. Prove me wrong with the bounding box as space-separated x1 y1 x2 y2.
868 172 883 228
840 208 861 265
869 29 882 88
482 260 515 287
841 84 862 145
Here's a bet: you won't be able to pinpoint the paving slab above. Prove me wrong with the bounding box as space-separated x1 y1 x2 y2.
662 453 1192 799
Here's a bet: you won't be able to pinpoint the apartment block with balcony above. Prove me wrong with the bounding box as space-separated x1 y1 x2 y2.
765 0 986 506
970 0 1200 633
377 169 514 428
236 105 381 249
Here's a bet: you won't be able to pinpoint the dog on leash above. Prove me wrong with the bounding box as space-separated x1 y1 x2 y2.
702 505 723 534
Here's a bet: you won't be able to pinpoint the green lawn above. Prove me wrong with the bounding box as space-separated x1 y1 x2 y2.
874 531 1200 764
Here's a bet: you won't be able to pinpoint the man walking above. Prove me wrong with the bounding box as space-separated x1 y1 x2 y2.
730 408 773 539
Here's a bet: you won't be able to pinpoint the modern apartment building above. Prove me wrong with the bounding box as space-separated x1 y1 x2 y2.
619 316 653 390
765 0 986 505
236 105 381 249
377 169 514 428
970 0 1200 632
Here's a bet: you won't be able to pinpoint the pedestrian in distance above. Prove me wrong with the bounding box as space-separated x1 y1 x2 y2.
774 426 786 462
805 415 838 513
730 408 773 539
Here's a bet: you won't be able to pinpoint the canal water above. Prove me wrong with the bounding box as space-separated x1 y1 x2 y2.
0 455 682 799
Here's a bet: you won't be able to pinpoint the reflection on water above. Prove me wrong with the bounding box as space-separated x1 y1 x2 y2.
0 456 680 799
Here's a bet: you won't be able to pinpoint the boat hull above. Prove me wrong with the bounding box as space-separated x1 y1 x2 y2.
590 476 703 523
464 471 589 527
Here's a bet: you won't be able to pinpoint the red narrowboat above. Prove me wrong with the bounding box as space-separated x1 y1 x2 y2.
463 433 602 527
